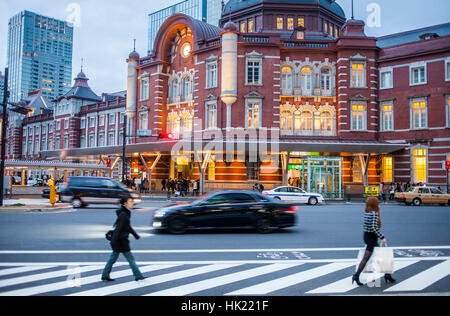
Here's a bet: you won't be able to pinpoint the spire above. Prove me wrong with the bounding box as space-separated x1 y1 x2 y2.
81 58 84 73
351 0 354 20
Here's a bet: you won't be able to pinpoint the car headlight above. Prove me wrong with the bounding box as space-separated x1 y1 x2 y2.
154 209 168 218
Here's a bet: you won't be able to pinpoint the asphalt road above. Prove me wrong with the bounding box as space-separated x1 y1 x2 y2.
0 201 449 296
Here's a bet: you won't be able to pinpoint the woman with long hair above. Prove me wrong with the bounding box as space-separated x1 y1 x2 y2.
352 197 396 286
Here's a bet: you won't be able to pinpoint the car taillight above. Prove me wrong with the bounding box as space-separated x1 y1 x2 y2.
401 194 405 199
286 206 298 212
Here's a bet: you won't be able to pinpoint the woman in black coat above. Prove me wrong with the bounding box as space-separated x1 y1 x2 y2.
101 197 145 282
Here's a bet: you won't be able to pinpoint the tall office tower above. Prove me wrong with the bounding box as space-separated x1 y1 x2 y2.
7 10 73 102
0 71 4 103
148 0 223 54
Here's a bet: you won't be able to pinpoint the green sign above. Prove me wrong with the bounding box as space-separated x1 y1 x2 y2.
290 152 320 157
288 165 303 170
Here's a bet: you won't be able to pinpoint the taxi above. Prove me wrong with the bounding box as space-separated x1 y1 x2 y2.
263 186 325 205
395 186 450 206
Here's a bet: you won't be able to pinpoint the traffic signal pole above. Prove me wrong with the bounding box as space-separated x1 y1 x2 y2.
0 68 9 206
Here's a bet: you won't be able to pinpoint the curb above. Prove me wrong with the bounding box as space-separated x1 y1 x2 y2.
0 206 75 213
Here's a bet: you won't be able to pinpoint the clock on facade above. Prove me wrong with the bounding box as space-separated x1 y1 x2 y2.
181 42 192 58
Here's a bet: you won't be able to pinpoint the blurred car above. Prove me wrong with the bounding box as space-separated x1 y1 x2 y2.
263 186 325 205
58 176 141 208
395 186 450 206
41 188 61 202
151 190 298 234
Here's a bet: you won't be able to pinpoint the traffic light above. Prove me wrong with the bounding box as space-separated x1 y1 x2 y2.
106 158 111 167
159 133 175 140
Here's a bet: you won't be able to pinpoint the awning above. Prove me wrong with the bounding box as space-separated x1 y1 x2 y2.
41 138 406 158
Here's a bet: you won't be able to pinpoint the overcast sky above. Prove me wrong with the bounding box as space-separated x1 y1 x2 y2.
0 0 449 95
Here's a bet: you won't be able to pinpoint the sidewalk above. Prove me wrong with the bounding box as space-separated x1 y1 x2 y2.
0 199 73 213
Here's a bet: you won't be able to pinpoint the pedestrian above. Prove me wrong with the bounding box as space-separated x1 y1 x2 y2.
161 178 166 191
352 197 396 286
101 197 146 282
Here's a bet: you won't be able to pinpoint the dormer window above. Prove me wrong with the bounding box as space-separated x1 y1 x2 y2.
277 17 284 30
420 33 439 40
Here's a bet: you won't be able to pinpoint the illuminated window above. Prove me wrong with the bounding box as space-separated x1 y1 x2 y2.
281 109 293 132
277 17 283 30
411 99 427 129
298 17 305 27
296 31 304 40
412 149 427 183
167 112 180 139
329 24 334 37
248 20 254 33
240 21 246 33
381 102 394 131
351 103 366 130
246 101 260 128
287 17 294 30
324 21 328 33
180 112 193 137
351 62 366 88
206 102 217 130
382 157 393 183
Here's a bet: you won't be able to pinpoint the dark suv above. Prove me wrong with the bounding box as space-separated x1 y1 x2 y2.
58 177 142 208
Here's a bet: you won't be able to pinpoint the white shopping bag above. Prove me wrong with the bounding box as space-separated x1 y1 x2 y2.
356 244 394 274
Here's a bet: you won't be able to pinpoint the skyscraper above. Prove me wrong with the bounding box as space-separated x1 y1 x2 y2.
148 0 223 54
0 71 4 103
7 10 73 102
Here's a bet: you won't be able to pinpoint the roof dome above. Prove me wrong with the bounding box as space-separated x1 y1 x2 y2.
128 50 140 61
223 0 345 18
223 20 239 32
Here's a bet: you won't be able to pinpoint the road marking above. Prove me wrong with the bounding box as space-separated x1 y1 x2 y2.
0 246 449 254
0 266 56 277
145 263 303 296
0 264 181 297
305 260 418 294
68 263 242 296
226 262 354 295
0 265 108 289
384 260 450 292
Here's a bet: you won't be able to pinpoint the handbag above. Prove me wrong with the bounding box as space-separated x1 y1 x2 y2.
105 230 114 241
356 244 394 274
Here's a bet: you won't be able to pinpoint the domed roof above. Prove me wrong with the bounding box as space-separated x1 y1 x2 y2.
223 0 345 18
223 20 239 32
128 50 140 61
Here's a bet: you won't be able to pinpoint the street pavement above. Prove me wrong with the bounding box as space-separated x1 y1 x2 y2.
0 201 448 296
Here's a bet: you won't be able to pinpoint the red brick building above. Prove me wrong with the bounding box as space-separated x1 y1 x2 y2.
8 0 450 196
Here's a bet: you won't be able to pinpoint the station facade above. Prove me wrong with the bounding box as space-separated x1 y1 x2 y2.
6 0 450 196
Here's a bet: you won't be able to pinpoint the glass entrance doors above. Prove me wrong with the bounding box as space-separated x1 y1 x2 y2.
288 156 342 199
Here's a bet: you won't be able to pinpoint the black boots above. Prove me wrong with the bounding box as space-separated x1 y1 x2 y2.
384 274 396 284
101 276 115 282
352 274 364 286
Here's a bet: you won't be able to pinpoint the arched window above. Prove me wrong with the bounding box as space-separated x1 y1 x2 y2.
180 112 193 137
169 78 179 103
167 112 180 139
300 110 313 131
181 76 192 101
321 68 331 91
301 67 313 93
281 66 293 95
280 109 293 132
320 110 333 131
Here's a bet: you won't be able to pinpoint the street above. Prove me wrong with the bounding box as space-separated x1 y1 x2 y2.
0 200 449 296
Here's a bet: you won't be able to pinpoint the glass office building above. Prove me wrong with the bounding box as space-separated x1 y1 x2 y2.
148 0 223 54
7 11 73 102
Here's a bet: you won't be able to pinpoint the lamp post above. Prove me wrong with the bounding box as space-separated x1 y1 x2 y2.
0 67 9 206
122 114 127 183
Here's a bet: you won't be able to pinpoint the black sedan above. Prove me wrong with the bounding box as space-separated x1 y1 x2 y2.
151 191 298 234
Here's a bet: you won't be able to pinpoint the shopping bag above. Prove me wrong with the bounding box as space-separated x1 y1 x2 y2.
355 245 394 274
372 245 394 274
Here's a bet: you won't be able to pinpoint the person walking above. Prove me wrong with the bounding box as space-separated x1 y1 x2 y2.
102 197 145 282
352 197 396 286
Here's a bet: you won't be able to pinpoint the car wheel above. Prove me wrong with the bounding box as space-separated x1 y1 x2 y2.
255 218 273 234
167 217 187 234
308 197 318 206
412 198 422 206
72 198 83 208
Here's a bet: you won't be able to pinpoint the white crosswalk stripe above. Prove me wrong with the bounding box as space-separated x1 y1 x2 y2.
305 260 419 294
0 259 448 296
145 263 303 296
226 262 354 295
384 260 450 292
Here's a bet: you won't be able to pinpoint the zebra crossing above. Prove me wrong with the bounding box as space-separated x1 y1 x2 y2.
0 257 449 296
